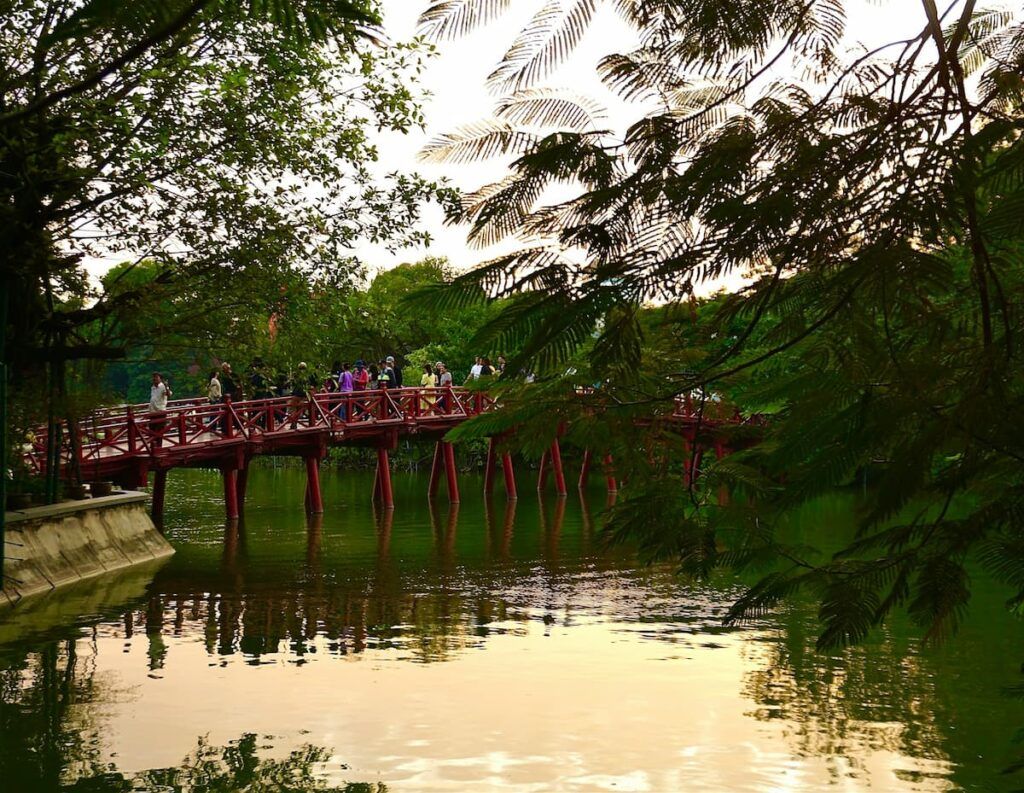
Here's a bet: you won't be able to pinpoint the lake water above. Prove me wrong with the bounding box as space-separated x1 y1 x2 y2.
2 466 1023 792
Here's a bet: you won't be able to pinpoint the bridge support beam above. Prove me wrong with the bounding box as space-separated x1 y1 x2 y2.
222 468 239 520
442 441 460 504
236 465 248 510
549 439 567 497
578 449 592 490
304 456 323 514
502 452 517 500
428 442 443 499
483 438 497 495
152 470 167 525
375 447 394 509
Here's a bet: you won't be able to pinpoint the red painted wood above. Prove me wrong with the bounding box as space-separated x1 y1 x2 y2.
27 389 756 504
223 397 234 438
443 441 460 503
428 441 443 498
223 468 239 520
305 456 323 514
578 449 592 490
377 447 394 508
126 406 137 452
236 465 248 508
502 452 517 500
483 437 497 495
303 458 323 516
549 439 567 496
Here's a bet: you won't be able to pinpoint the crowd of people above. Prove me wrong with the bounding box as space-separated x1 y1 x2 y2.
199 355 507 407
146 354 510 427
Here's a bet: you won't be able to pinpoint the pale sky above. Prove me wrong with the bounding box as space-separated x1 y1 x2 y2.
357 0 951 274
78 1 1012 282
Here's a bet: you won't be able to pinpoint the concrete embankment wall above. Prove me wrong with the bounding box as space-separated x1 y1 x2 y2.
2 492 174 605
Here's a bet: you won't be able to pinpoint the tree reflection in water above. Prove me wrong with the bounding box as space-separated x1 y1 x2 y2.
3 479 1024 791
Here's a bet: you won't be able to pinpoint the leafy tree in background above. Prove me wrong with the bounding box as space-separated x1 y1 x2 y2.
102 256 503 402
1 0 455 415
416 0 1024 660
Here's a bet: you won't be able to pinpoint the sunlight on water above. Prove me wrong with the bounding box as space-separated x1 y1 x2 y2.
1 467 1022 791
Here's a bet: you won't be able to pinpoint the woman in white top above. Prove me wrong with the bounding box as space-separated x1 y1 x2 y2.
208 370 222 403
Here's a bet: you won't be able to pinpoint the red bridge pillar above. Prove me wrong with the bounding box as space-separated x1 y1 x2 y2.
443 441 460 503
549 439 567 497
223 468 239 520
502 452 517 500
236 464 249 509
375 447 394 509
427 440 460 502
304 456 323 514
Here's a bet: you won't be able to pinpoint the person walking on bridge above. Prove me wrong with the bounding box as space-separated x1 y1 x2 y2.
436 361 452 413
387 356 403 389
207 370 221 404
149 372 172 448
220 362 241 402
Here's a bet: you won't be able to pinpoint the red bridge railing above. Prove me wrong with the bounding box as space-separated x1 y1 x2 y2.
27 386 751 480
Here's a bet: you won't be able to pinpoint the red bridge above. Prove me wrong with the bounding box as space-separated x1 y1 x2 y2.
28 387 751 521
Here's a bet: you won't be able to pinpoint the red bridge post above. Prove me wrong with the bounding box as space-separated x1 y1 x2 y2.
305 456 324 514
549 438 567 497
442 441 459 503
375 446 394 509
223 467 239 520
236 464 249 509
126 406 137 453
502 452 517 500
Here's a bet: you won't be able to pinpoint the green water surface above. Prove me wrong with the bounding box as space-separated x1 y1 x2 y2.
1 466 1023 792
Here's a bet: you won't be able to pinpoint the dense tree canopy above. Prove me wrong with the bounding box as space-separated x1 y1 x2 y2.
101 256 503 403
415 0 1024 654
1 0 454 375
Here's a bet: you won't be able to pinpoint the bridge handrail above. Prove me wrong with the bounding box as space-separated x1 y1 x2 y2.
27 386 759 478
